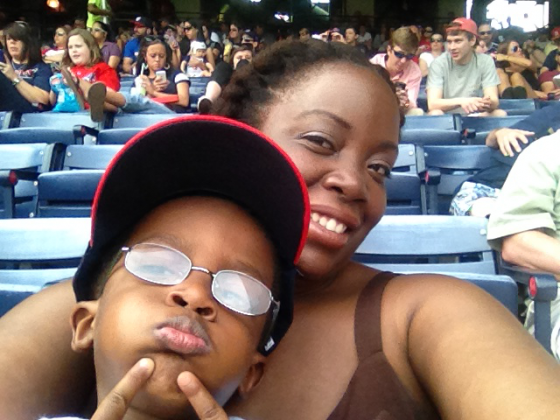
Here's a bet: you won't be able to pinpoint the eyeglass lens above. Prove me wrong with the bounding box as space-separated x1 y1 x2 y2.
122 243 274 316
479 31 492 35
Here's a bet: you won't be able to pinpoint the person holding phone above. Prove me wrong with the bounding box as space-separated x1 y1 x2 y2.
135 37 190 111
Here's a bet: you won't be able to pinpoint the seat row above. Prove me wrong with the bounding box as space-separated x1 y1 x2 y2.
0 215 556 355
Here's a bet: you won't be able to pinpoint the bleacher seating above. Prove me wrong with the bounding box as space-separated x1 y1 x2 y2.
0 111 13 130
459 115 527 144
385 144 425 215
0 143 63 218
422 145 494 214
189 76 211 111
354 215 518 314
110 113 178 128
400 128 463 146
0 217 90 316
498 99 536 116
37 145 122 217
402 114 459 131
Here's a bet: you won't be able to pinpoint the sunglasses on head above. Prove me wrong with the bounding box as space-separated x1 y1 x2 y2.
431 37 443 42
393 49 415 60
479 31 492 35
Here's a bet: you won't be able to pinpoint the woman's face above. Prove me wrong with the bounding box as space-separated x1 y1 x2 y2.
430 34 444 52
229 25 240 41
258 63 400 283
91 22 107 42
508 41 522 57
6 36 24 61
53 27 68 48
184 21 198 41
202 25 209 40
68 34 91 66
232 50 252 69
145 43 167 73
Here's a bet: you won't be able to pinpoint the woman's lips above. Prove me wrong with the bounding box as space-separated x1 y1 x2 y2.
154 316 211 356
306 209 359 249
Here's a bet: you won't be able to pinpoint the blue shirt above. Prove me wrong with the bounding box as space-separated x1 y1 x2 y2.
123 37 141 60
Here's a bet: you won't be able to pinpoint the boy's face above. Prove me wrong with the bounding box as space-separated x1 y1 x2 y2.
71 196 275 418
195 48 206 57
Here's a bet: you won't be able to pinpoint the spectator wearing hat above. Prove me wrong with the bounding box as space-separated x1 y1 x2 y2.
122 16 153 75
544 26 560 57
540 27 560 75
86 0 112 29
181 40 213 77
370 26 424 115
427 17 506 116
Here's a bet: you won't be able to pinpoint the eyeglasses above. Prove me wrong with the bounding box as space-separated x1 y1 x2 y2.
431 37 443 42
121 243 279 317
55 32 66 36
393 49 415 60
479 31 492 35
511 45 519 53
184 26 193 31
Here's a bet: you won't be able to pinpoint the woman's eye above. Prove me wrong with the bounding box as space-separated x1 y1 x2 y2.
299 134 334 151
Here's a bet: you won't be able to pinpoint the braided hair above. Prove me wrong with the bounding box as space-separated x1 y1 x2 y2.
215 39 405 128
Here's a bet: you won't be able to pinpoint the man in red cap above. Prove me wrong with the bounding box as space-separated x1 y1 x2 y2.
427 17 506 116
540 27 560 75
122 16 153 75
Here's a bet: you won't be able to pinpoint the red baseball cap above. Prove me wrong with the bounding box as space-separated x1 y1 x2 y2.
447 17 478 38
551 27 560 41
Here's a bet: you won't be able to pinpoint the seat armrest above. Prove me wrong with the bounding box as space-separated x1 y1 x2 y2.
73 124 99 145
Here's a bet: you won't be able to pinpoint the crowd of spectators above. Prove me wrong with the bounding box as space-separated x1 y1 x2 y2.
1 11 560 117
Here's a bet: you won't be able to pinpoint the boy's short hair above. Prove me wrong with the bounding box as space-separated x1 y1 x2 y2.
73 116 310 355
390 27 419 54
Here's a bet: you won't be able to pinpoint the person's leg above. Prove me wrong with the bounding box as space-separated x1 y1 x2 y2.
510 72 536 99
0 72 37 113
497 68 512 96
427 109 444 115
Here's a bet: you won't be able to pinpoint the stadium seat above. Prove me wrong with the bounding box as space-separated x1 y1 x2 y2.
110 113 178 128
96 128 141 145
459 115 527 144
498 99 536 116
0 143 63 218
400 129 463 146
385 144 425 215
422 145 494 214
0 217 90 316
0 111 14 130
189 76 211 111
402 114 459 131
353 215 518 314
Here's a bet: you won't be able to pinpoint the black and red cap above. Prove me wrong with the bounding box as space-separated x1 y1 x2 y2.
73 115 309 354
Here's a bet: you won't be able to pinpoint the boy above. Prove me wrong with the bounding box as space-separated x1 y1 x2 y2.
181 41 214 77
41 115 309 419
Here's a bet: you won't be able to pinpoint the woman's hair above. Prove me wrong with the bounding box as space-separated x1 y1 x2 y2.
215 39 404 128
496 40 515 69
3 21 42 67
62 28 103 67
137 37 173 75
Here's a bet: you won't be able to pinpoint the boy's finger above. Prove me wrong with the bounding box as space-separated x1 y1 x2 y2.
177 371 228 420
91 358 155 420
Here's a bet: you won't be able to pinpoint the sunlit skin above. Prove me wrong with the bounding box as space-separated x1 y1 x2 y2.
446 33 476 65
73 196 273 419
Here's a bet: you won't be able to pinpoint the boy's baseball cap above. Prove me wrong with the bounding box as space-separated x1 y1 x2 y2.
73 115 310 355
551 26 560 41
190 41 207 51
447 17 478 38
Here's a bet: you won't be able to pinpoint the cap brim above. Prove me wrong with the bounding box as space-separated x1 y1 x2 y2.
74 115 309 301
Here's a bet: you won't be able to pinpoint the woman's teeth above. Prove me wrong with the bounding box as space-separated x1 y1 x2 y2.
311 212 347 234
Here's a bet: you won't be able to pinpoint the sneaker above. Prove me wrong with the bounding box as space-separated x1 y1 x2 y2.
60 67 85 110
197 96 212 115
87 82 107 123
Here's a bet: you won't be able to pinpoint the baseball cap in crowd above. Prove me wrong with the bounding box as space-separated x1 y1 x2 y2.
190 41 206 51
447 17 478 38
131 16 152 28
72 115 310 355
551 26 560 41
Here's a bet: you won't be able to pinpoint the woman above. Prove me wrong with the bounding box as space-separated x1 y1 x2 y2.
1 40 560 420
0 21 52 112
183 20 215 72
496 39 546 99
419 33 444 77
90 21 121 70
202 22 223 62
135 37 189 111
223 21 243 63
50 28 119 119
42 25 70 67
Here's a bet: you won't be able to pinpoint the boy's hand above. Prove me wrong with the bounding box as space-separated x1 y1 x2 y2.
91 358 155 420
177 371 229 420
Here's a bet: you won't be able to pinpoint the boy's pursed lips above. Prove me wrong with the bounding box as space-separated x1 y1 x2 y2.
153 315 212 355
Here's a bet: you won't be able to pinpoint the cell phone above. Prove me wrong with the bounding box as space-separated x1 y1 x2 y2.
155 70 167 82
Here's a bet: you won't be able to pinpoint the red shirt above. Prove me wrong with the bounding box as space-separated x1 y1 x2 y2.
71 61 120 92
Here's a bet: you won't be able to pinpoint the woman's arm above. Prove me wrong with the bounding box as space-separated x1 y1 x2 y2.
419 57 429 78
0 280 95 418
389 275 560 419
107 55 121 70
175 81 190 107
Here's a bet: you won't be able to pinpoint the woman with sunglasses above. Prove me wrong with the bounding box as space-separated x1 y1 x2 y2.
496 39 546 99
419 33 444 78
0 21 52 113
2 40 560 420
90 21 120 70
43 25 70 67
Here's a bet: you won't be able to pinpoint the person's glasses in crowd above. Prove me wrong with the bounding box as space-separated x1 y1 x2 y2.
511 45 519 53
121 242 279 317
55 32 66 36
479 31 492 36
431 37 443 42
184 26 193 31
393 49 415 60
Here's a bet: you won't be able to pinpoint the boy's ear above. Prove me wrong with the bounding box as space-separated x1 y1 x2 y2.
70 301 99 352
236 353 266 399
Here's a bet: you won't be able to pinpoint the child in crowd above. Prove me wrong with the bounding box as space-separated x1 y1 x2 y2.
40 116 309 419
181 41 214 77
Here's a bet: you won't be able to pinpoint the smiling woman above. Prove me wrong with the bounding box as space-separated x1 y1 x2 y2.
1 40 560 420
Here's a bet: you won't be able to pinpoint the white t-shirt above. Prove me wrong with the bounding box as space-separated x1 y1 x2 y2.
419 52 436 69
